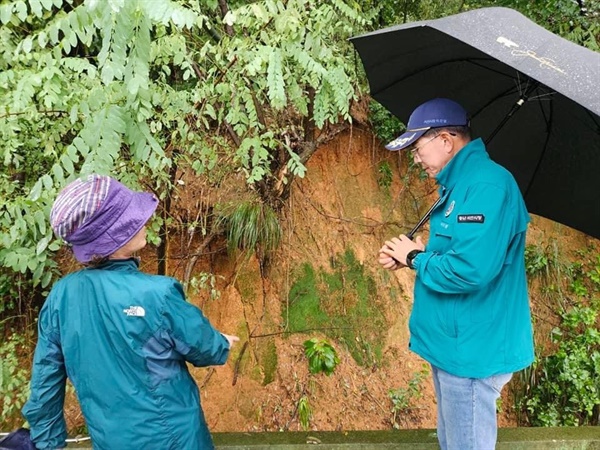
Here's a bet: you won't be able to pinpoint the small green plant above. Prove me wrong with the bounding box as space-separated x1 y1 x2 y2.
524 244 551 276
377 161 393 190
303 338 340 376
186 272 222 300
0 332 31 427
297 395 312 430
389 365 429 428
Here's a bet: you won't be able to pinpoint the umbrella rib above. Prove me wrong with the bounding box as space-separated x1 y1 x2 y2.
523 96 554 199
485 81 541 145
375 57 516 95
471 84 523 119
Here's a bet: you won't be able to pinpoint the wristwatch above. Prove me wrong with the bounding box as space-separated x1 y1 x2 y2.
406 249 423 270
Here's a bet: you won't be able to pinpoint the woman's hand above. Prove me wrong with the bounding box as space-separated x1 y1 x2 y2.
222 334 240 348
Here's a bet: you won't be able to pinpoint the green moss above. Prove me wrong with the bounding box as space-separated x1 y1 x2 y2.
286 263 330 330
229 321 250 375
284 250 387 367
260 338 278 386
249 364 263 383
234 264 262 303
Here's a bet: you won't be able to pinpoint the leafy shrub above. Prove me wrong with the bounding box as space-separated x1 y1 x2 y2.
0 332 31 427
525 304 600 426
368 101 404 145
377 161 393 190
522 250 600 426
303 338 340 376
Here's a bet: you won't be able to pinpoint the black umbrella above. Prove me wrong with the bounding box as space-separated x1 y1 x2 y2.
351 7 600 239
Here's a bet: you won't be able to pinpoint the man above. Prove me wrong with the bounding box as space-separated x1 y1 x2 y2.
379 98 534 450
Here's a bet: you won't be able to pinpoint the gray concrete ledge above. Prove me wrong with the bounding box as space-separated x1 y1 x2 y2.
212 428 600 450
63 427 600 449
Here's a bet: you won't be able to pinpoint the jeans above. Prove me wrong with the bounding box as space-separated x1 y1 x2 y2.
431 365 512 450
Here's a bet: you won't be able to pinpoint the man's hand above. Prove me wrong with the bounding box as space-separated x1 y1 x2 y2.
381 235 426 266
378 245 404 270
222 334 240 348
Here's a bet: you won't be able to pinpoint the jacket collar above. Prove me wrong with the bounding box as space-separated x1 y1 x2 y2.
435 138 488 191
90 258 140 271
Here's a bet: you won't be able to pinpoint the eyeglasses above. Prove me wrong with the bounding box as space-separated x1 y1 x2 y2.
409 134 441 156
409 132 457 156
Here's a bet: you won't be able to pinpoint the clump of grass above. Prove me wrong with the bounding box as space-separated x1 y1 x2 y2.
216 200 281 257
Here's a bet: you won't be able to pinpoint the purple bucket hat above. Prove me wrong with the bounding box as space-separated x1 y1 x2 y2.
50 174 158 263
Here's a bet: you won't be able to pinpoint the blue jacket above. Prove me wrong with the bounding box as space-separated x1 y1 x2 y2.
22 259 230 450
410 138 534 378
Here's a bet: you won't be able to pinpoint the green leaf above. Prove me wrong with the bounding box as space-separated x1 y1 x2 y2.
35 210 47 236
41 175 53 190
36 236 51 256
30 0 43 17
52 163 64 184
14 1 27 21
38 31 48 48
22 37 33 53
266 48 286 109
60 153 75 175
0 4 13 24
30 180 43 202
41 270 53 288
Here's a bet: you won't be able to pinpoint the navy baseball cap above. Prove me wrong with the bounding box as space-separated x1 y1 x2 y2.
385 98 469 151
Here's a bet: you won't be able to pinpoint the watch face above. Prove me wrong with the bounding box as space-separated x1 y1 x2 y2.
407 250 422 269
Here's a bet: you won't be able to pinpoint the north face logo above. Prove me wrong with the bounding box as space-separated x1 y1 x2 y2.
123 306 146 317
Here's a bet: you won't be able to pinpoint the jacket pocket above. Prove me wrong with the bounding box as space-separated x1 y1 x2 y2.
430 226 453 254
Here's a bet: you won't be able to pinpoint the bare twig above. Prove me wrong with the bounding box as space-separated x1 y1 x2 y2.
200 367 216 389
183 232 218 287
232 340 249 386
251 326 354 339
0 110 66 119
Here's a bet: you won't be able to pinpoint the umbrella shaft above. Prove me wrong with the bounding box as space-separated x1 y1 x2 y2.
407 197 442 240
485 81 539 144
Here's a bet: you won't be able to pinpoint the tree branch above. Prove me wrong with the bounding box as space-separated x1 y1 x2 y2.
298 123 350 164
218 0 234 36
183 231 218 288
303 86 316 142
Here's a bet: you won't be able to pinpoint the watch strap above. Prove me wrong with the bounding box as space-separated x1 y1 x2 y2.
406 249 423 269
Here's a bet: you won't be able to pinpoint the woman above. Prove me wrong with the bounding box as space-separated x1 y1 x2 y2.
23 174 238 450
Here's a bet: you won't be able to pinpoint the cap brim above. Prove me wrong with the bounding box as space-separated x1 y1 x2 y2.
385 129 427 151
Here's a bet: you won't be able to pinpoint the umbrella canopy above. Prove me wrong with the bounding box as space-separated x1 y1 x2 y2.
351 7 600 239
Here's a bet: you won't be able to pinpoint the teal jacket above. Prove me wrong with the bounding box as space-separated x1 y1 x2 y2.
22 259 230 450
410 138 534 378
